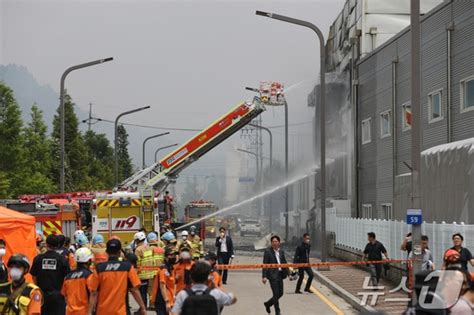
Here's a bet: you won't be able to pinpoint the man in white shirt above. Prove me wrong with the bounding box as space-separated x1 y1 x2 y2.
215 227 234 285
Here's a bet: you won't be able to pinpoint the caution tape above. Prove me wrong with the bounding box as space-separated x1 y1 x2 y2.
138 259 409 272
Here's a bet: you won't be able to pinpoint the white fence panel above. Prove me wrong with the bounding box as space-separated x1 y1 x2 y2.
327 211 474 270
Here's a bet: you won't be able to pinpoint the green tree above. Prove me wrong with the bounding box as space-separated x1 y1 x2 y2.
0 172 10 198
22 104 55 193
83 130 114 189
116 124 133 182
0 82 26 197
51 94 89 191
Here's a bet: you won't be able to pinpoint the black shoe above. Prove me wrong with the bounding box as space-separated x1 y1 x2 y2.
264 302 271 314
222 281 227 285
304 288 312 293
295 290 303 294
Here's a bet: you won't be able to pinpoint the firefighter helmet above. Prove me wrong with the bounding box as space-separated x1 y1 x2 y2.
92 234 105 245
75 247 93 263
161 231 175 242
134 231 146 242
444 249 461 264
190 225 197 235
7 254 30 272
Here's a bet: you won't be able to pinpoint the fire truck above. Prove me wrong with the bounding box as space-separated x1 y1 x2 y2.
3 191 95 239
92 82 286 244
184 200 218 239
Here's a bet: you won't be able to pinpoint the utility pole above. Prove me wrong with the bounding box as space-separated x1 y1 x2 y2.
87 103 92 131
410 0 423 291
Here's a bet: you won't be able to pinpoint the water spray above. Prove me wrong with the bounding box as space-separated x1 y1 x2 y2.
176 171 312 231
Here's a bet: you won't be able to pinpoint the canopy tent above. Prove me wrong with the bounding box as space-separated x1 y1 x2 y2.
0 206 37 279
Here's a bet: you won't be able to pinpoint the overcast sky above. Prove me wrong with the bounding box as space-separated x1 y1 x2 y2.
1 0 345 197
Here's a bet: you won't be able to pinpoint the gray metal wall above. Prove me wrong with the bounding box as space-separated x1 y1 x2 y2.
357 0 474 220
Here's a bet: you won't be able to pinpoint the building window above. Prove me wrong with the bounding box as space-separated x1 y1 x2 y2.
461 76 474 112
428 90 443 123
361 204 373 218
402 102 412 131
380 110 391 138
362 118 371 144
381 203 393 220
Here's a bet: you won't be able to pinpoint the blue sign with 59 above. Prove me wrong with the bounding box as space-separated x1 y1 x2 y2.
407 209 422 225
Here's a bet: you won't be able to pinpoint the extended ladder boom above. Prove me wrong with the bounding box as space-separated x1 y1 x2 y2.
119 97 265 192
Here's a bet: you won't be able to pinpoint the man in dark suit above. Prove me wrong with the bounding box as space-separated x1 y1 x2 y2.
215 226 234 284
262 235 288 315
293 233 314 293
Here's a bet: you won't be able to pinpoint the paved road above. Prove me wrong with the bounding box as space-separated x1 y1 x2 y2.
217 255 356 315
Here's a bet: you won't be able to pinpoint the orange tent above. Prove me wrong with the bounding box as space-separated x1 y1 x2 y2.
0 206 37 279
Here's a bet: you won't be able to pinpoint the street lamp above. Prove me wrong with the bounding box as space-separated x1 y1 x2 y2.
142 132 170 168
114 106 150 185
59 57 113 192
155 144 179 162
256 10 327 261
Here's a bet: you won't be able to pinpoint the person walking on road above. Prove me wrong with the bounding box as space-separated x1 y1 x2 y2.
171 261 237 315
215 227 234 285
262 235 288 315
362 232 389 287
293 233 314 294
30 234 70 315
88 239 146 315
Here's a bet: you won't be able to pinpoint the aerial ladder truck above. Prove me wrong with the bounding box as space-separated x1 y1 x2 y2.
92 82 285 245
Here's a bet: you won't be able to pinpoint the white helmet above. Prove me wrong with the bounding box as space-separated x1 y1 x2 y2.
75 247 93 263
134 231 146 242
74 230 85 242
181 231 189 237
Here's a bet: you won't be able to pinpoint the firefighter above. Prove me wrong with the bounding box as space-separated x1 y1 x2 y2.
205 252 222 288
176 231 193 254
145 232 165 310
61 247 94 315
30 234 70 315
0 254 42 315
151 247 177 315
90 234 108 266
161 232 178 253
188 226 204 260
173 247 194 294
134 231 154 309
35 233 46 255
0 239 7 284
88 239 146 315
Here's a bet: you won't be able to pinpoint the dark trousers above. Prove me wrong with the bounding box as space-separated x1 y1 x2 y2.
140 280 149 307
217 252 231 284
154 288 168 315
369 264 382 286
42 292 66 315
295 267 314 291
265 272 284 313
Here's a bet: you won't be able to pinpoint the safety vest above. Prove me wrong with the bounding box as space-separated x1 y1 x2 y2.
0 282 42 315
138 246 159 280
189 236 203 259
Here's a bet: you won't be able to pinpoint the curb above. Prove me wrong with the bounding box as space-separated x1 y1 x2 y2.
312 268 377 313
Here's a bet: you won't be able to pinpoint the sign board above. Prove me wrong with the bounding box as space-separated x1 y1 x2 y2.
97 215 140 231
239 176 255 183
406 209 422 225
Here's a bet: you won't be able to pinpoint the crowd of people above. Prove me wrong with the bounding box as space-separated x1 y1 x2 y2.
361 231 474 313
0 224 237 315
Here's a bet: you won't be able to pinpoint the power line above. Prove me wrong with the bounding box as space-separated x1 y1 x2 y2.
81 116 312 132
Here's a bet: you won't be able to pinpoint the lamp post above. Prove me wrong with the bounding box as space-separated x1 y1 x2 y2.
256 11 327 261
154 143 179 163
59 57 113 192
114 106 150 185
142 132 170 168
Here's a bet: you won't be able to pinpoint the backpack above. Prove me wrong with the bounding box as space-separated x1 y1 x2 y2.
181 287 218 315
